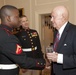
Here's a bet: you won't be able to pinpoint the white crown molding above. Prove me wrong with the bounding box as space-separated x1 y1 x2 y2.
35 0 69 6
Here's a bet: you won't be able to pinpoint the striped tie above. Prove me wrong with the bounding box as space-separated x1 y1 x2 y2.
54 32 59 51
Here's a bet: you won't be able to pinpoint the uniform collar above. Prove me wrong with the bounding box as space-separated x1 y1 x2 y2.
1 24 13 32
24 28 30 31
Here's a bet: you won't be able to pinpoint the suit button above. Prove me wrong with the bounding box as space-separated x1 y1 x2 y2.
31 42 33 44
31 39 33 41
24 39 26 40
30 37 32 38
32 46 34 47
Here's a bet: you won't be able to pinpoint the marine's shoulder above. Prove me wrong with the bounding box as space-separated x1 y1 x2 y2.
30 29 37 32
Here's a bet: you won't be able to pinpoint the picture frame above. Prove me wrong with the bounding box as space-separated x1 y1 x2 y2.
18 8 24 17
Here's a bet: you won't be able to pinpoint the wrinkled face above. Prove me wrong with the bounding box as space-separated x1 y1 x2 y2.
10 9 20 28
20 17 29 29
51 11 63 30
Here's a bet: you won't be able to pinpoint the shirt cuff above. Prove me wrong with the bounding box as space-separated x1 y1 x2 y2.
57 53 63 64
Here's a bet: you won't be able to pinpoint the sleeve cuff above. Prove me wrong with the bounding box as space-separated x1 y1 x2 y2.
57 53 63 64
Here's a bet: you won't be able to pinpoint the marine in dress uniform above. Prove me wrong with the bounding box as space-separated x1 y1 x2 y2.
15 29 44 75
0 25 45 75
15 15 44 75
0 5 45 75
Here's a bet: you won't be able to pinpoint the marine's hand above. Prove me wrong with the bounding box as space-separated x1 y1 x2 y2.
21 69 28 73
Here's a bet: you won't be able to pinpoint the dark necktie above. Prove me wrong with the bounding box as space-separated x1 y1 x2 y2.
54 32 60 51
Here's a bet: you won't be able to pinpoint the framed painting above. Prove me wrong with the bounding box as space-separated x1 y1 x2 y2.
18 8 24 17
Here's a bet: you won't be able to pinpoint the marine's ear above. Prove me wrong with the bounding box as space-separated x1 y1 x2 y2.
6 16 11 22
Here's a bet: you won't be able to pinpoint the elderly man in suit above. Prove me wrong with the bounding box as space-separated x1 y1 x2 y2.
47 5 76 75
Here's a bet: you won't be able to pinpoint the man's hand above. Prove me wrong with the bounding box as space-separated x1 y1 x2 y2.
46 52 58 62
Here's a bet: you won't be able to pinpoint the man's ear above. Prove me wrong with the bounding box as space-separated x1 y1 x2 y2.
6 16 11 22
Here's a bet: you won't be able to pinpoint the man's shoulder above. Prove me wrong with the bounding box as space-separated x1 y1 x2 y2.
69 22 76 29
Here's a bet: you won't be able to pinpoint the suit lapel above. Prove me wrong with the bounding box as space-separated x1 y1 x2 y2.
56 22 70 52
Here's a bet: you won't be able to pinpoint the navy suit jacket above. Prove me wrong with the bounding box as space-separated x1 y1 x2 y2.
53 22 76 75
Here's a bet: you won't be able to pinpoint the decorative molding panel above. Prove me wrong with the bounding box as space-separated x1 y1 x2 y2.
35 0 69 6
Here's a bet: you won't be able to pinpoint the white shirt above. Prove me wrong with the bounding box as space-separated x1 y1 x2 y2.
57 22 68 64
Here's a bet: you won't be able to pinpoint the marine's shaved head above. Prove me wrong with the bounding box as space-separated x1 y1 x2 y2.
0 5 18 22
0 5 19 28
